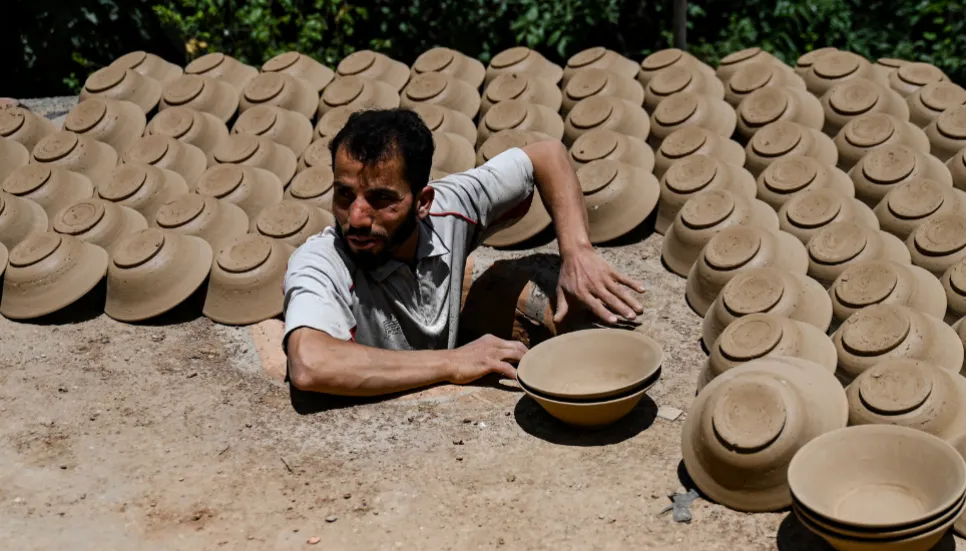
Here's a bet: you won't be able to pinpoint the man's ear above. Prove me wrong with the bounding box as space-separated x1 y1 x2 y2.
415 185 435 220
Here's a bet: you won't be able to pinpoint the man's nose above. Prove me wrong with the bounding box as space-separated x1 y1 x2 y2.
347 197 373 227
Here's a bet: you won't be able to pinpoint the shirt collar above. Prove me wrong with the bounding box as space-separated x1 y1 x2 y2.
367 219 449 282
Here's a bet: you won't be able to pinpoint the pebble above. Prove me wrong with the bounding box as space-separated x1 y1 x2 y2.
462 418 472 424
598 514 605 520
343 493 351 499
657 406 684 421
506 475 516 483
325 515 338 523
307 537 320 545
456 456 464 462
186 372 198 379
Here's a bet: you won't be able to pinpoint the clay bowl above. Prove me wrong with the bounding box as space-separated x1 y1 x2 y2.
875 58 912 80
483 47 562 87
261 51 335 94
411 104 477 145
0 192 49 250
110 51 182 85
757 156 855 211
950 432 966 538
104 228 213 322
479 73 562 118
638 48 716 89
160 74 239 123
907 213 966 277
232 104 313 157
79 66 161 114
432 132 475 175
702 267 832 351
832 303 964 383
212 134 298 187
820 78 910 137
0 137 29 184
298 137 333 173
806 220 910 287
30 131 118 184
0 242 6 278
518 372 659 428
483 191 551 248
653 126 745 180
184 53 258 91
829 260 946 328
476 129 552 168
778 188 879 245
0 232 108 320
202 234 294 325
562 46 638 88
699 313 837 391
575 160 659 244
2 164 95 226
850 145 953 207
0 107 56 152
195 164 283 222
239 72 317 120
253 200 335 247
795 48 839 78
875 178 966 240
401 72 481 119
336 50 410 92
313 105 355 142
723 61 806 108
64 98 146 155
908 82 966 128
890 63 947 98
657 154 756 234
952 147 966 194
715 47 783 85
661 188 779 277
479 100 564 148
568 129 653 172
285 165 334 211
682 356 848 512
942 259 966 323
317 76 400 118
644 64 725 113
51 198 148 256
412 47 485 90
803 51 890 98
834 113 930 172
685 225 809 316
123 135 207 188
561 68 644 116
154 193 249 253
563 95 649 147
648 92 736 148
793 501 961 551
147 106 229 168
97 163 189 223
744 121 838 178
735 85 824 141
925 105 966 162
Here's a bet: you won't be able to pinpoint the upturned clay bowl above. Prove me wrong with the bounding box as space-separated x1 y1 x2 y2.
483 47 562 87
685 226 809 316
285 165 334 211
123 135 206 188
562 46 638 88
299 136 332 172
51 198 147 256
735 85 824 141
147 106 229 167
154 193 249 253
806 220 910 287
64 98 146 155
795 48 839 78
875 178 966 240
79 66 161 114
942 259 966 323
702 267 832 350
699 313 837 391
657 154 756 234
821 78 910 137
890 63 947 98
232 104 313 157
715 47 783 84
0 107 56 152
757 156 855 211
483 190 551 248
561 68 644 115
239 72 317 120
412 47 485 89
925 105 966 162
202 234 294 325
2 164 95 226
835 113 930 173
724 61 806 108
951 147 966 194
829 260 946 327
184 52 258 91
432 132 475 176
476 129 552 168
110 51 182 85
662 188 779 277
195 164 283 222
908 82 966 128
0 242 6 278
479 100 564 147
950 432 966 538
253 200 335 247
0 232 108 319
850 145 953 207
803 52 890 97
30 131 118 184
682 356 848 512
832 304 964 383
744 121 838 178
518 373 659 428
638 48 716 89
97 163 189 223
104 228 213 322
644 64 725 113
160 74 239 123
568 129 653 172
0 137 29 184
336 50 410 92
313 106 355 143
0 192 48 250
212 134 298 186
907 213 966 277
575 159 660 244
653 126 745 179
479 73 562 118
563 95 650 147
401 72 481 119
317 76 400 118
778 188 879 245
411 104 477 145
875 58 912 80
648 92 736 148
261 51 335 94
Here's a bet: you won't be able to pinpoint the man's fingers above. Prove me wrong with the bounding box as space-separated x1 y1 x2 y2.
614 270 646 294
605 278 644 316
586 295 620 324
491 361 518 380
500 341 528 362
592 285 637 320
553 286 569 324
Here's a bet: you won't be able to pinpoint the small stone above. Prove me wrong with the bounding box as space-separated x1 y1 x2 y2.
59 465 67 470
247 535 255 540
497 537 505 546
598 514 604 520
609 518 616 524
178 477 185 482
456 456 463 462
657 406 684 422
307 537 320 545
101 337 110 344
407 416 415 423
325 515 338 523
57 387 67 393
462 418 472 424
151 333 166 343
505 412 510 416
245 423 252 428
452 439 463 446
343 493 351 499
187 372 198 379
506 475 516 483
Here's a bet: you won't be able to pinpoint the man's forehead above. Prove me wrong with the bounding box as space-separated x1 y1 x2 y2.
333 148 408 192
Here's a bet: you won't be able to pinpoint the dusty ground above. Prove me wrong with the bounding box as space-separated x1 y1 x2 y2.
1 98 962 550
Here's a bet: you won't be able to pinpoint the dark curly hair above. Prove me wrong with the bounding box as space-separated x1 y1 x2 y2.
328 108 435 194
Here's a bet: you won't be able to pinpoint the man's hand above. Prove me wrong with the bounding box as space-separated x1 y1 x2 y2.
447 335 527 384
555 245 645 325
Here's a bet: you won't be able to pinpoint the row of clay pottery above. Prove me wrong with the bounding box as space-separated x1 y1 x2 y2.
2 165 93 230
212 134 297 186
30 131 118 184
827 260 946 329
110 51 183 85
80 66 162 114
715 48 786 85
874 178 966 240
561 68 643 115
63 98 145 155
147 106 229 167
907 212 966 278
908 81 966 128
756 156 854 211
567 129 654 173
478 100 564 148
195 164 284 223
638 48 716 90
49 198 147 255
431 132 475 175
819 77 909 137
261 51 334 94
734 85 824 141
286 164 334 212
186 53 258 91
318 75 399 119
802 51 890 98
723 61 805 108
484 47 562 87
562 95 649 146
161 74 239 123
925 105 966 162
240 72 318 120
648 92 735 148
480 73 561 117
412 48 485 90
401 72 481 119
336 51 409 92
123 135 207 188
656 154 756 234
806 220 910 287
0 106 56 152
849 144 952 207
574 159 660 244
744 121 838 178
562 47 638 88
643 64 724 113
793 47 838 78
232 104 313 157
653 126 745 180
777 188 878 245
833 112 929 172
96 163 189 223
682 356 847 512
0 138 29 184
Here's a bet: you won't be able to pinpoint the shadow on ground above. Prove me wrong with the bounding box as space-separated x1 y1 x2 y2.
513 394 657 447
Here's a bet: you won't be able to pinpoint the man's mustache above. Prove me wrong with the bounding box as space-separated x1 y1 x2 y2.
343 225 388 239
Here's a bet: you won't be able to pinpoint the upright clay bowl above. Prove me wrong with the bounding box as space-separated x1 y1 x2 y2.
97 163 189 223
850 144 953 207
806 220 910 287
744 121 838 178
63 98 146 155
30 131 118 185
2 164 95 226
0 192 49 250
653 126 746 180
834 113 929 172
657 155 757 235
154 193 249 253
906 213 966 277
203 234 294 325
568 129 653 172
949 432 966 537
756 155 855 211
575 159 660 244
777 188 879 245
829 260 946 326
51 198 148 256
875 178 966 240
793 502 961 551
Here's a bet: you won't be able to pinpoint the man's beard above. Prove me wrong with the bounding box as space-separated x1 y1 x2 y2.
337 205 419 270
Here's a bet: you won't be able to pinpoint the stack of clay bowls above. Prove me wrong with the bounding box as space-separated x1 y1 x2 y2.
516 328 663 427
789 425 966 551
656 154 756 234
850 144 953 207
828 260 946 328
574 159 659 243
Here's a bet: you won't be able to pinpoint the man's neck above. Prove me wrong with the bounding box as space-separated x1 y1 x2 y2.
390 225 421 268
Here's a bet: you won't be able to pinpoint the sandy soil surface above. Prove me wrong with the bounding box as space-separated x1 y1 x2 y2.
1 98 962 550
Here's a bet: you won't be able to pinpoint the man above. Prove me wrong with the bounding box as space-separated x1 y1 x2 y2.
283 108 645 397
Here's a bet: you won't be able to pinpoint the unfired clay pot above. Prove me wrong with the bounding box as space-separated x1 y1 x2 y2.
757 156 854 211
30 131 118 184
561 68 644 115
51 198 147 256
64 98 146 155
261 51 335 94
313 105 354 142
123 135 206 188
185 53 258 92
518 371 660 428
202 234 295 325
648 92 736 148
568 129 653 172
411 47 485 90
0 192 49 251
778 188 879 245
875 178 966 240
735 85 824 141
3 164 95 226
562 47 639 88
479 100 564 148
950 147 966 193
0 242 6 279
925 105 966 162
576 159 659 244
563 96 649 147
715 47 784 85
829 260 947 327
657 155 756 234
850 144 953 206
110 51 182 85
212 134 297 186
97 163 189 223
154 193 249 253
80 66 161 114
653 126 745 179
336 51 410 92
160 74 239 123
947 431 966 538
411 104 477 145
480 73 562 118
317 76 400 118
794 48 838 78
239 72 317 120
644 64 725 113
483 190 552 248
803 52 890 97
820 78 910 137
889 63 947 98
475 129 552 167
638 48 716 89
195 164 283 223
806 220 910 287
907 212 966 277
0 138 29 184
401 72 481 119
744 121 838 178
834 113 929 172
253 200 335 247
483 47 562 87
147 106 229 167
724 61 806 108
431 132 475 175
875 58 912 80
908 82 966 128
297 137 332 174
942 259 966 323
0 107 55 153
232 104 313 157
285 165 334 211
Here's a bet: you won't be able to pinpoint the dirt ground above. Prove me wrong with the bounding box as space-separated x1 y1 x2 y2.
1 98 963 551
